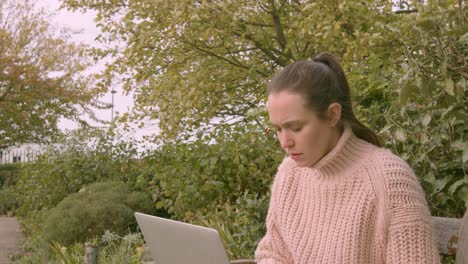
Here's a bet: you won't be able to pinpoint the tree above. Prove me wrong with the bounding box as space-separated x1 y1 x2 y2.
0 0 108 148
61 0 397 141
375 1 467 217
61 0 466 217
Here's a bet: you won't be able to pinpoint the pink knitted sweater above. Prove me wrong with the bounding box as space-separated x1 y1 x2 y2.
255 126 440 264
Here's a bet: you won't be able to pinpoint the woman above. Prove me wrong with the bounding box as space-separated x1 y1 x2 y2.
255 53 440 264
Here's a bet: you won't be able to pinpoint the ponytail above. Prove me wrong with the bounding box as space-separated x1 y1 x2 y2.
312 53 382 147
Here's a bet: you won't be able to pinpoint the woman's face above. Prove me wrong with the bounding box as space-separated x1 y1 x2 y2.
267 91 341 167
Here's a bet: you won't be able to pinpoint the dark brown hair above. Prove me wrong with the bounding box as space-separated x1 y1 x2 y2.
267 52 382 147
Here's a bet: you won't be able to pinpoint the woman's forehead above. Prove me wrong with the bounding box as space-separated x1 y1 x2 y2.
267 91 305 105
267 91 316 125
267 91 307 111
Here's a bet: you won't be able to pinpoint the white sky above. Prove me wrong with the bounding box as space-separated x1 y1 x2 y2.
35 0 158 142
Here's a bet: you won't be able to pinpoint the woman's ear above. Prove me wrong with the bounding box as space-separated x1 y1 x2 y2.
327 103 342 127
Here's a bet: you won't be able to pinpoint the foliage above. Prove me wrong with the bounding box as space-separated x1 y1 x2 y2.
61 0 394 142
0 163 19 187
48 241 83 264
60 0 466 217
0 186 17 215
143 123 283 220
36 232 146 264
45 188 268 262
42 181 154 247
99 231 147 264
12 128 160 263
0 0 107 147
16 128 146 234
358 1 467 217
14 226 147 263
191 192 270 260
134 124 280 260
13 0 467 262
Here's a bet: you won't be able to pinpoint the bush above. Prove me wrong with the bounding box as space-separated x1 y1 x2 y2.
137 124 280 260
0 164 20 187
354 3 467 218
0 187 18 215
42 181 154 246
145 123 283 220
15 129 153 236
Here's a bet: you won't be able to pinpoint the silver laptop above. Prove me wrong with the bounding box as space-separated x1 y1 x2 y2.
135 212 231 264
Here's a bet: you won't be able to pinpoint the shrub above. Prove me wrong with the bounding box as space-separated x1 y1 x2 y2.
349 2 466 218
145 123 283 220
0 187 18 215
0 164 20 187
15 129 152 236
42 181 154 246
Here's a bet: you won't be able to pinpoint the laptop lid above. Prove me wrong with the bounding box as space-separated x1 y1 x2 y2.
135 212 231 264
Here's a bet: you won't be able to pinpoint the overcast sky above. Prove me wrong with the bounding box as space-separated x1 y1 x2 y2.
35 0 152 139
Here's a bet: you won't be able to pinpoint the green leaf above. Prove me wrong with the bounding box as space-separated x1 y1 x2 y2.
457 32 468 46
395 129 406 142
448 179 465 195
441 57 448 77
444 78 455 96
399 84 417 105
423 171 436 184
421 114 432 127
155 201 165 209
432 176 451 195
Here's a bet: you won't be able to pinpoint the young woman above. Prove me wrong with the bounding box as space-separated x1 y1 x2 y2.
255 53 440 264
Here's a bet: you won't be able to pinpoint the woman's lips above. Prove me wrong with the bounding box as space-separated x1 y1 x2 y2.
289 153 302 160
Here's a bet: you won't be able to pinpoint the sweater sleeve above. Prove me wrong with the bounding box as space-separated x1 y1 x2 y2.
383 157 440 264
255 158 294 264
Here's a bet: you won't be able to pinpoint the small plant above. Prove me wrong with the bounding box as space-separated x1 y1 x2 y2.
49 241 83 264
46 232 147 264
99 231 146 264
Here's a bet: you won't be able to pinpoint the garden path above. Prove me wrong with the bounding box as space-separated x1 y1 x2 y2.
0 217 23 264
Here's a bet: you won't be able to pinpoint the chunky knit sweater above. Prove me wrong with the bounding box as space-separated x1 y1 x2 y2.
255 125 440 264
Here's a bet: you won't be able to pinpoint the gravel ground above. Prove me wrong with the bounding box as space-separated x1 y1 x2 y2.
0 217 23 264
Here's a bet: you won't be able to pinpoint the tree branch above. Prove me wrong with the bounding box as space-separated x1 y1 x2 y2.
394 9 418 14
240 31 288 67
270 0 287 50
447 65 468 79
181 39 250 70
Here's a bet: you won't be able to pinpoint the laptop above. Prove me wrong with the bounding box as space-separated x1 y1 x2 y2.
134 212 231 264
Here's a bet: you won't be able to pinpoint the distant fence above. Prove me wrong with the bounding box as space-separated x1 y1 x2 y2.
0 148 43 164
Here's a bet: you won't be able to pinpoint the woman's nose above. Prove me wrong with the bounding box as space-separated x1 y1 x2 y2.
279 132 294 149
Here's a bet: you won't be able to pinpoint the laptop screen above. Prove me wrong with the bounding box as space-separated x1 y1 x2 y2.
135 212 231 264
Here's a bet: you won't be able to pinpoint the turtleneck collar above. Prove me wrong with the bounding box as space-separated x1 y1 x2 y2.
302 124 376 180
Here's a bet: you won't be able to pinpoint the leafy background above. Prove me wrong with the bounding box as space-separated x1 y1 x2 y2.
0 0 465 263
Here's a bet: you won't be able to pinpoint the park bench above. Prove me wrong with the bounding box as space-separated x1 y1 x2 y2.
231 212 468 264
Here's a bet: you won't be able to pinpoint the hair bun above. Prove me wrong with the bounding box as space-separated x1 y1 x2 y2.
311 53 335 67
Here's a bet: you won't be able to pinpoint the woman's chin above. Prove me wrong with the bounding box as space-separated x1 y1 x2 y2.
293 160 310 168
292 157 318 168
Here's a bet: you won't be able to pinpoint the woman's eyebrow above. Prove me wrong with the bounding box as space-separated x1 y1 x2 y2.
269 120 303 128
